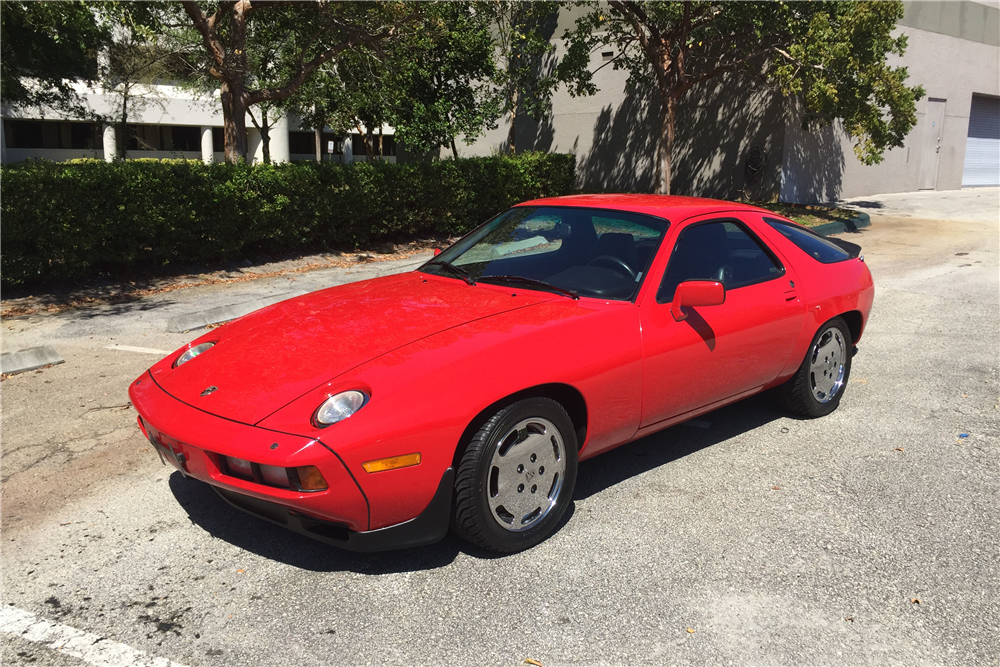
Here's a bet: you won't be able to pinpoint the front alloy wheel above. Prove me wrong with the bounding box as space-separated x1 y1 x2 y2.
453 398 578 552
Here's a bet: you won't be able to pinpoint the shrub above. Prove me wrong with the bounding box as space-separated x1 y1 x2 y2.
0 153 576 286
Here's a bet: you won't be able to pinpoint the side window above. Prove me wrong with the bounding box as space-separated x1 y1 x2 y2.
657 220 783 302
763 217 853 263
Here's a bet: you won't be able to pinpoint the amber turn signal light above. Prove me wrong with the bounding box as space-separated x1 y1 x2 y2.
295 465 328 491
362 453 421 473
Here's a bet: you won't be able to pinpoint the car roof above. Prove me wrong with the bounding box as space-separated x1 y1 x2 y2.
516 193 773 222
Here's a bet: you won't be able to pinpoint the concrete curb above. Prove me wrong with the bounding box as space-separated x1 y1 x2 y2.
166 290 308 333
811 211 871 237
1 345 65 374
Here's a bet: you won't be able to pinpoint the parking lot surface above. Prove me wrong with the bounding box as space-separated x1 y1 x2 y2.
2 189 998 666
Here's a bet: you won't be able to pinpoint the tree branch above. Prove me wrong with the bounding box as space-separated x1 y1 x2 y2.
181 1 227 75
773 47 826 72
608 1 671 98
247 10 420 105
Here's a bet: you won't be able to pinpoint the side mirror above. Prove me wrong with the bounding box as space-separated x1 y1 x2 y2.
671 280 725 322
433 248 442 256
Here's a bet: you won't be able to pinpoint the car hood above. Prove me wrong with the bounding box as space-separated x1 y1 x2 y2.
153 272 550 424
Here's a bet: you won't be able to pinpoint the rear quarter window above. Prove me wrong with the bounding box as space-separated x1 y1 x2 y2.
764 217 853 264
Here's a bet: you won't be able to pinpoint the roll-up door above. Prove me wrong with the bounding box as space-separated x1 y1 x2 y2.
962 94 1000 187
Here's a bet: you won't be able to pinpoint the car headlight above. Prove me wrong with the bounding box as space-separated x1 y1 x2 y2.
174 342 215 367
313 390 368 427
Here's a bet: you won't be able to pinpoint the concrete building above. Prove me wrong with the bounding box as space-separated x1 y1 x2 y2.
3 2 996 203
462 1 1000 202
0 82 396 165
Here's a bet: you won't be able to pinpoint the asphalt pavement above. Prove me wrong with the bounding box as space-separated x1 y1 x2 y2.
1 188 998 666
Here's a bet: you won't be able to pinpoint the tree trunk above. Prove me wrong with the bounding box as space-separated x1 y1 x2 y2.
221 2 249 164
354 121 375 161
451 137 459 160
378 124 383 159
315 127 322 162
655 96 676 195
220 80 249 164
507 88 518 154
117 89 129 161
260 106 271 165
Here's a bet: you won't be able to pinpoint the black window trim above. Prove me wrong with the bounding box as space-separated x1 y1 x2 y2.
655 216 786 305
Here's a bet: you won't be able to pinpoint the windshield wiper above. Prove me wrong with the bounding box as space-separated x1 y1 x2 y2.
479 275 579 300
424 259 476 285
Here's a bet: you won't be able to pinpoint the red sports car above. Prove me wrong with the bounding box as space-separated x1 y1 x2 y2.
130 195 874 553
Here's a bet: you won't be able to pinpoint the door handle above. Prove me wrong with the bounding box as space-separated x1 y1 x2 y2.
783 289 798 301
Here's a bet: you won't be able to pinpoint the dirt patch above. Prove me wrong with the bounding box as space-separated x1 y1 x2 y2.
1 237 445 320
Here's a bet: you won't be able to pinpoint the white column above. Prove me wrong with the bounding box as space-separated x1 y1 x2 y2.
102 123 117 162
342 132 353 164
201 126 214 164
247 127 262 164
270 114 290 164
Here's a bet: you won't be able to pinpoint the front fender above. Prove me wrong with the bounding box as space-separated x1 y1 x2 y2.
259 297 644 529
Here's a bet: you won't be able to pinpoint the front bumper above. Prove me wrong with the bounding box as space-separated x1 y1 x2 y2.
129 372 452 551
213 467 454 552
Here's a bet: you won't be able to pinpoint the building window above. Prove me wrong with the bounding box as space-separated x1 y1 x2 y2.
352 133 396 157
212 127 224 150
289 131 316 154
172 126 200 151
290 131 345 157
126 125 201 152
3 120 99 149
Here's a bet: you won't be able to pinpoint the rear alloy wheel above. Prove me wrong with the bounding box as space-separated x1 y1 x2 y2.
453 398 578 552
774 317 853 418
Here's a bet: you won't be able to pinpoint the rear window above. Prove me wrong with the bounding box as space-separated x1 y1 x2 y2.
764 217 852 264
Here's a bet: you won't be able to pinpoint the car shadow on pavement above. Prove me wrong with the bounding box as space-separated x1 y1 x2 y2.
168 472 469 574
574 392 790 500
168 392 789 573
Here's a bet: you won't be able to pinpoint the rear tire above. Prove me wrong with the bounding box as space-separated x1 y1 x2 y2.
453 398 578 553
774 317 853 418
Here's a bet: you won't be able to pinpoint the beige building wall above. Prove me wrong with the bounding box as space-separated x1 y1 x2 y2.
782 3 1000 202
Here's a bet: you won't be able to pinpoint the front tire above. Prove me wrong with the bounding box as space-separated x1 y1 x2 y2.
453 398 578 553
775 317 853 418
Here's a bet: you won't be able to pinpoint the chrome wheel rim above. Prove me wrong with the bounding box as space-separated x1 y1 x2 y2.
487 417 566 532
810 327 846 403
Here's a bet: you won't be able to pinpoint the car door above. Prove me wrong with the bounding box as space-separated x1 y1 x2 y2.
638 214 806 428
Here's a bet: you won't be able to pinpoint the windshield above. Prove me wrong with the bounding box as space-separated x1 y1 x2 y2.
421 206 669 300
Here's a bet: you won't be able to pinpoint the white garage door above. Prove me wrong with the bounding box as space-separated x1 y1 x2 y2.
962 94 1000 187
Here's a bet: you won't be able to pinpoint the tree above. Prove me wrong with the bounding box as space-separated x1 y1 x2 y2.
387 2 503 159
95 2 194 160
488 2 561 154
0 1 109 114
559 1 925 195
179 1 420 163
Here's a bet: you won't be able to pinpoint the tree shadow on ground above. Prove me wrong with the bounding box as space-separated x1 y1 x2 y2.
170 391 791 574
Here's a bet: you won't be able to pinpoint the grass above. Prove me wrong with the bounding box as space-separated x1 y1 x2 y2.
749 202 859 228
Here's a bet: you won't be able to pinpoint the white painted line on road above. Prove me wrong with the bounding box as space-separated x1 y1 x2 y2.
105 345 171 355
0 607 188 667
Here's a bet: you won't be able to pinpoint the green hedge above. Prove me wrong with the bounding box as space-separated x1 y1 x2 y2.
0 152 576 286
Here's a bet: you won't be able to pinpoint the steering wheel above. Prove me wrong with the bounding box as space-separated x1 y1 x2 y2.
588 255 637 280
